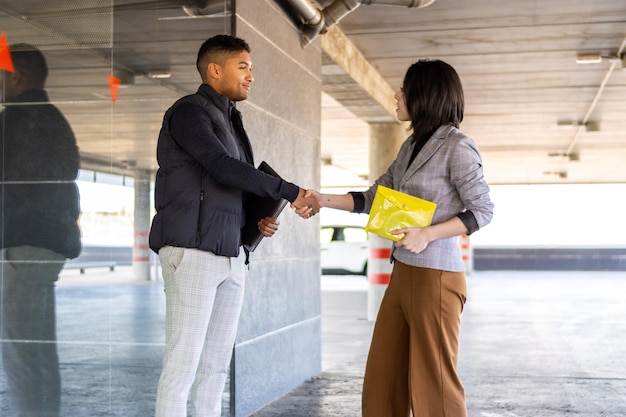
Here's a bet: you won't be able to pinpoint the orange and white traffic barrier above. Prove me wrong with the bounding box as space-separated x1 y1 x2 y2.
367 234 393 321
459 234 472 274
133 230 150 263
133 230 151 280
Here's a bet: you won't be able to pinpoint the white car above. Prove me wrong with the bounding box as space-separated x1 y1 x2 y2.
320 225 368 275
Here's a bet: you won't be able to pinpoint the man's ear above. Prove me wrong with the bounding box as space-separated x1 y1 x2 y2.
207 62 221 80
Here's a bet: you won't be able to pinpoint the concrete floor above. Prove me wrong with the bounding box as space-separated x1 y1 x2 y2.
252 271 626 417
2 269 626 416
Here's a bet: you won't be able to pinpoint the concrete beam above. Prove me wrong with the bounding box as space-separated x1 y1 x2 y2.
321 26 398 121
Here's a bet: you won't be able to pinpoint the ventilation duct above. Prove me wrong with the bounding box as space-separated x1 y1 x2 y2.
286 0 436 47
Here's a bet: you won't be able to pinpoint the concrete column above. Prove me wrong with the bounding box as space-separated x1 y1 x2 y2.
366 122 406 320
133 169 151 281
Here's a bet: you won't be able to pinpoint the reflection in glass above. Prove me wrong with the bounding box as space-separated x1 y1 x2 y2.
0 0 233 415
1 44 81 417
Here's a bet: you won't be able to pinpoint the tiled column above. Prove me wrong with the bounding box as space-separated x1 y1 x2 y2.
133 168 151 281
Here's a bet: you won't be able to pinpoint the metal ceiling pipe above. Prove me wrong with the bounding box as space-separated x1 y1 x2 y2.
288 0 327 47
323 0 362 28
286 0 436 47
287 0 325 27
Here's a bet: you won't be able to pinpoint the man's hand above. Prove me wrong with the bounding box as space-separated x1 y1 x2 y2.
291 188 320 218
258 217 280 237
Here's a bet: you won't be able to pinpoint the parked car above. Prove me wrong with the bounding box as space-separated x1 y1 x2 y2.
320 225 368 275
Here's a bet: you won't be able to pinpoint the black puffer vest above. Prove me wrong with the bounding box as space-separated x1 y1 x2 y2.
149 86 252 257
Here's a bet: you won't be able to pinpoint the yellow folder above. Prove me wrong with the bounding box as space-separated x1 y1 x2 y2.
365 185 437 241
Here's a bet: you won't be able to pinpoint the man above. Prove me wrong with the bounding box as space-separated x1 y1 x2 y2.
0 43 82 417
149 34 318 417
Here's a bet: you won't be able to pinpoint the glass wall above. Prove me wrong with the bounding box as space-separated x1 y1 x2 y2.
1 1 231 415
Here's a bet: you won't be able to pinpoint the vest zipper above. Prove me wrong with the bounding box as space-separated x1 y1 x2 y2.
196 190 204 245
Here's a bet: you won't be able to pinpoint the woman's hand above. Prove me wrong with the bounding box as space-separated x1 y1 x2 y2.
258 217 280 237
391 227 431 254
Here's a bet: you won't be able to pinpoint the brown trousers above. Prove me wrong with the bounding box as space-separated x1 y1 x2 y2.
362 261 467 417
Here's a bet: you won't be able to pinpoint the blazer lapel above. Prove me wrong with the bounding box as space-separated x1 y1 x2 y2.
399 125 453 187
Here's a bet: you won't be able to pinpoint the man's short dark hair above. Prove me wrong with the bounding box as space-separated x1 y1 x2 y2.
9 43 48 87
196 34 250 73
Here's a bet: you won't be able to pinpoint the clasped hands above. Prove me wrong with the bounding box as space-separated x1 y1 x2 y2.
290 188 321 219
257 189 320 237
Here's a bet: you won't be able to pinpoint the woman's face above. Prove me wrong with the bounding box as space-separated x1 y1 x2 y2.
394 88 409 122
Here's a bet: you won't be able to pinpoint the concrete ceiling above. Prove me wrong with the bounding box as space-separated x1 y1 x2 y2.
318 0 626 187
2 0 625 188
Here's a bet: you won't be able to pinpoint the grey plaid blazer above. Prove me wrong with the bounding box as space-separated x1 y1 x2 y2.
362 124 494 272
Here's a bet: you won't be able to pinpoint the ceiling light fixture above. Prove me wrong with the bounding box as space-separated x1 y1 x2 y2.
576 52 622 64
146 70 171 79
556 119 601 132
575 53 603 64
556 119 580 128
576 53 602 64
547 152 580 161
542 170 568 179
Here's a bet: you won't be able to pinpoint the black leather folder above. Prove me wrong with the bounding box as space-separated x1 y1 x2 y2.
241 161 289 252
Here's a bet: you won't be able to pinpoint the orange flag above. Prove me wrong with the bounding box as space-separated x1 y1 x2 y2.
0 32 14 72
107 74 121 105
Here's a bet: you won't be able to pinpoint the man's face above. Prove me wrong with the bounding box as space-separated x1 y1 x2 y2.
214 50 253 102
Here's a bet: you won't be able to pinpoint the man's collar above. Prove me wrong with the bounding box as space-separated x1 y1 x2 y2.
198 83 232 114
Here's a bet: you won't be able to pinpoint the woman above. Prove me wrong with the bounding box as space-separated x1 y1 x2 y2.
305 60 493 416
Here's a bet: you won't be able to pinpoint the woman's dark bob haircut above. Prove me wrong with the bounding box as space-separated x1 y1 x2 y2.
402 59 464 138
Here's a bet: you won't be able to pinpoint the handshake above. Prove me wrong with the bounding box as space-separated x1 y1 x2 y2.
290 188 323 219
259 189 353 238
257 188 325 238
